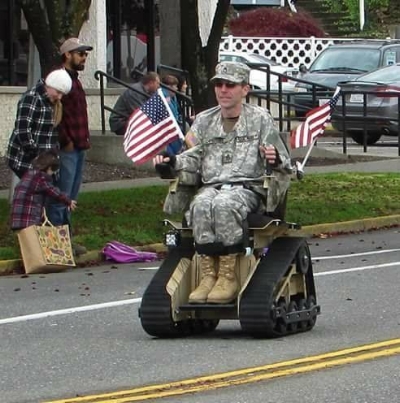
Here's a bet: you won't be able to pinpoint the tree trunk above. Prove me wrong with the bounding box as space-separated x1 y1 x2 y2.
17 0 91 76
180 0 230 112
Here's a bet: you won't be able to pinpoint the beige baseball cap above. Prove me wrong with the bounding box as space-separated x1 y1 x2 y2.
60 37 93 55
211 61 250 84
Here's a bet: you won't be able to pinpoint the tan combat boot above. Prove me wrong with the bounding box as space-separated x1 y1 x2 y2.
188 255 217 303
207 254 239 304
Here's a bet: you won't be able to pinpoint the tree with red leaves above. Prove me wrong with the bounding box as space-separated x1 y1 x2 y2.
229 7 326 37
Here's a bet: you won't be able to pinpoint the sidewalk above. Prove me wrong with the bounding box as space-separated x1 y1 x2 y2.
1 152 399 276
307 158 400 174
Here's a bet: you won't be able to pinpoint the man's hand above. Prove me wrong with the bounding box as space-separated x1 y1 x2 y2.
259 144 277 165
153 153 177 179
153 155 171 166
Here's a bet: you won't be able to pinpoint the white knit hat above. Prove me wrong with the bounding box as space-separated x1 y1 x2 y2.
45 69 72 95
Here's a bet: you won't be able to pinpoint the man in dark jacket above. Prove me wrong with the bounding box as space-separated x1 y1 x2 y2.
46 37 93 256
109 72 160 136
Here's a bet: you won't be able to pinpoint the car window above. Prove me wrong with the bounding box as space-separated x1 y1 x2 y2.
356 64 400 83
219 54 233 62
310 48 381 72
220 54 247 64
383 48 400 66
234 56 246 63
248 53 279 66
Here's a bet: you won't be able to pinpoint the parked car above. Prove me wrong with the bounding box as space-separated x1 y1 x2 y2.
219 51 298 91
294 40 400 117
331 64 400 145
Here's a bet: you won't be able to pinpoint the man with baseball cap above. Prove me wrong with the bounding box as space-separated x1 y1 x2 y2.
46 37 93 256
210 60 251 84
59 37 93 55
153 61 292 304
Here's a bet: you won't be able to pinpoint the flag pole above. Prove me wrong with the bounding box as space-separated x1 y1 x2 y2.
291 86 341 179
300 137 317 170
295 137 317 180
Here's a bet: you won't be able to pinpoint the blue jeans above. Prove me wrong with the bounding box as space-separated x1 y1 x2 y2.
47 149 85 227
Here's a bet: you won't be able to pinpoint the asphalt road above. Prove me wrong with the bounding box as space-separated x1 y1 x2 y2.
1 228 400 403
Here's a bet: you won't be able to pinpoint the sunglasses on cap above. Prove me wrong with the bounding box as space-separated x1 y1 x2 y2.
214 80 239 88
73 51 89 57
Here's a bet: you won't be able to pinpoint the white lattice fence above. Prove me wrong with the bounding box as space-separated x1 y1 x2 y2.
220 36 376 67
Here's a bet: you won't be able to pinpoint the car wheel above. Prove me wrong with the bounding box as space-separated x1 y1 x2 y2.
349 131 382 145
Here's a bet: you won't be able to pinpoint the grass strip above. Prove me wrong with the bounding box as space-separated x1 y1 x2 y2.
0 173 399 260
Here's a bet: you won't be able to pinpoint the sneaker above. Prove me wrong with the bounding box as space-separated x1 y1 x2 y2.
72 243 87 256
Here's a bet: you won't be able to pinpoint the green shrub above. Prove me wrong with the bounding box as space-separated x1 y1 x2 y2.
229 7 325 37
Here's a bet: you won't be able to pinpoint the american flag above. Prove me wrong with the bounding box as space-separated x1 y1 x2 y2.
290 86 341 149
123 89 184 164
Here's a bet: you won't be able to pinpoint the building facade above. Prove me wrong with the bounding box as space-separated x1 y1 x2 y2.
0 0 163 87
0 0 175 157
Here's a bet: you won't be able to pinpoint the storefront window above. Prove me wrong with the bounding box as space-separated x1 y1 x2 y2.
0 1 29 86
106 0 160 83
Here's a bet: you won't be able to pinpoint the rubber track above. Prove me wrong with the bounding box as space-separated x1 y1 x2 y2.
139 238 195 337
239 237 317 337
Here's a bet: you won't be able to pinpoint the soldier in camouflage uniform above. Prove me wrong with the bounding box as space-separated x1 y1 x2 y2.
154 61 292 304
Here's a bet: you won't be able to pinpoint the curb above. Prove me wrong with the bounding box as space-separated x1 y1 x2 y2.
300 214 400 236
1 214 400 276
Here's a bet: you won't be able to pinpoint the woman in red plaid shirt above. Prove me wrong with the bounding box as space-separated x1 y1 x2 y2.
11 150 77 230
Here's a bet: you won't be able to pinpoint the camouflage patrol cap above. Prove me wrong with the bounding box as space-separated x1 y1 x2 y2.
211 61 250 84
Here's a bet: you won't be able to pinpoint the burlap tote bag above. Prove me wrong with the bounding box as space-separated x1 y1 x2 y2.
17 212 76 274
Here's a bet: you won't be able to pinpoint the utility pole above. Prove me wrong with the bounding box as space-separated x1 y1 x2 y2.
360 0 365 31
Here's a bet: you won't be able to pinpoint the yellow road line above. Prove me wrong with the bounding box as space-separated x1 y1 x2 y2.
44 338 400 403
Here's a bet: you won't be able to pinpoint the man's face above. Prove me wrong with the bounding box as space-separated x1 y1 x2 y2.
214 80 250 110
65 50 89 71
147 77 161 94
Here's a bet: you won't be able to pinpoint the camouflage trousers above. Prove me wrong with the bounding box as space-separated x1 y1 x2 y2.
185 185 260 246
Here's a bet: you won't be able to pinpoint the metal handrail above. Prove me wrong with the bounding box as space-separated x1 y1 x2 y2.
94 70 193 135
94 70 150 134
245 69 400 156
331 89 400 156
243 62 337 131
157 64 189 78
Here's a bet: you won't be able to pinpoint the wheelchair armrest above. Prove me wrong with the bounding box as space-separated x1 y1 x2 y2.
155 163 177 179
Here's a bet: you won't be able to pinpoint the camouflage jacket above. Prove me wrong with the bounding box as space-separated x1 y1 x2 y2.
168 104 292 212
